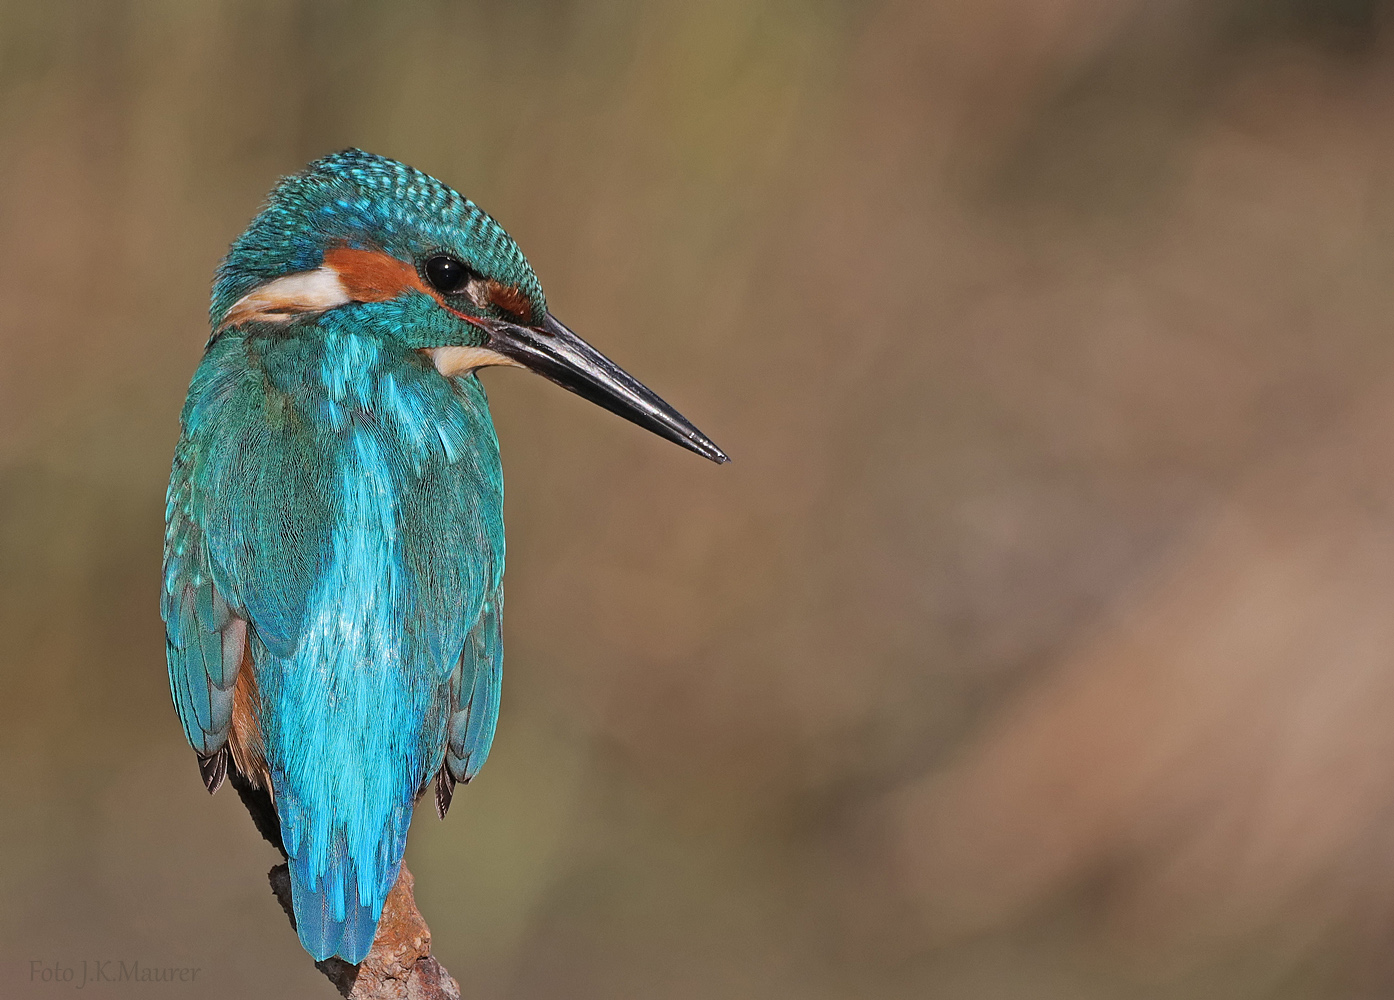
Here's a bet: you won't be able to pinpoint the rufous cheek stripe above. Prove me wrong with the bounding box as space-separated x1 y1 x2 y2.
218 246 521 333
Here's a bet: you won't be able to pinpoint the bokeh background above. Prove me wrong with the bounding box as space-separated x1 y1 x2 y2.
6 0 1394 996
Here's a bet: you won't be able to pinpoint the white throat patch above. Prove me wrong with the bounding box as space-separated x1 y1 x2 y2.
426 345 523 377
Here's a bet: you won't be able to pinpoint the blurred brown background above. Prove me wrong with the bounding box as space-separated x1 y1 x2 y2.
5 0 1394 997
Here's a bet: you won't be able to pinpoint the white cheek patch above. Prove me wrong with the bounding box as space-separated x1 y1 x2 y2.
427 345 525 377
219 267 352 331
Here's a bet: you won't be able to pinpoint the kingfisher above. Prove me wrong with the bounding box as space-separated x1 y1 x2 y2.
162 149 726 965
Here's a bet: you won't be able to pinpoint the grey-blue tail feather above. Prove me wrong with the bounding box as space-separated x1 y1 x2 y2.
288 840 385 965
277 788 414 965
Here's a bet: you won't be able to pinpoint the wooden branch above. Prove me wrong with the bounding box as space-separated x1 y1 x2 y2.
269 863 460 1000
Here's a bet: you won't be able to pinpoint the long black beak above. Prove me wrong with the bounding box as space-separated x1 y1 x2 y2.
484 312 729 464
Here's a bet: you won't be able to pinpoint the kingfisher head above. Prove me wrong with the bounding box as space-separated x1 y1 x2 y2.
211 148 727 463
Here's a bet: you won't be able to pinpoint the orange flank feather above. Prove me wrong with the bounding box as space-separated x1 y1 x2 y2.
228 636 269 791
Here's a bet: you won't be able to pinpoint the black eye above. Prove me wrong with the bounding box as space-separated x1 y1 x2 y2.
424 255 470 294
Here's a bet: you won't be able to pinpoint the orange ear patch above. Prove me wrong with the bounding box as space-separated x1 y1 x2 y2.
323 246 427 302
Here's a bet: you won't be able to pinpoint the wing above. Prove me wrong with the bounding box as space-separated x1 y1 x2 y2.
435 590 503 816
162 331 333 790
162 430 248 791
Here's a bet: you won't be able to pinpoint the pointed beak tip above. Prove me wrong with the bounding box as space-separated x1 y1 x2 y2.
686 434 729 465
493 312 732 466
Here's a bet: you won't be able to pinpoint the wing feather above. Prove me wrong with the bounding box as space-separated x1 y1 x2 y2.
445 594 503 785
163 433 247 765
